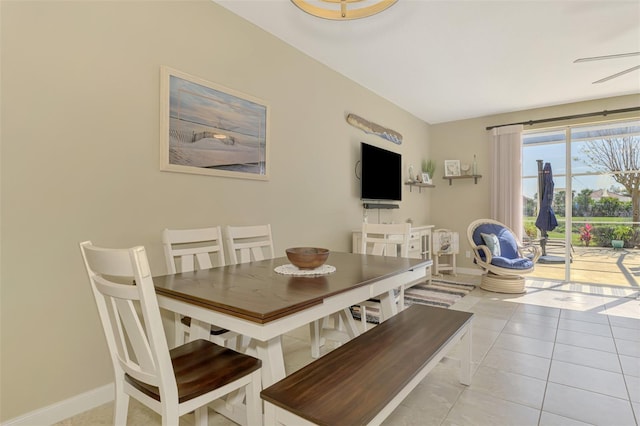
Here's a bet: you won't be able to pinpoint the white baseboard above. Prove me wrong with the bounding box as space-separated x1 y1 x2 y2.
2 383 114 426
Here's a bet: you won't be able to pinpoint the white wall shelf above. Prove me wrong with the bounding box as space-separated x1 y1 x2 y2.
443 175 482 185
404 182 436 193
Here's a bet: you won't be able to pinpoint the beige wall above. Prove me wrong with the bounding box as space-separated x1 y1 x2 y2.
0 1 432 420
429 94 639 270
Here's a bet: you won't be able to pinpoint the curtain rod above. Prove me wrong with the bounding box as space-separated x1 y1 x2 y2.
485 106 640 131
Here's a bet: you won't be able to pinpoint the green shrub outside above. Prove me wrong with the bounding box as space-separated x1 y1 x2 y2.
524 217 638 248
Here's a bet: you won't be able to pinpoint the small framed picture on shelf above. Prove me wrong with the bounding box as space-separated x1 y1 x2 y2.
444 160 461 177
422 173 432 184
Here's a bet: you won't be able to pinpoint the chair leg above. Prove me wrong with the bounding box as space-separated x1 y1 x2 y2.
193 406 208 426
162 402 181 426
113 381 129 426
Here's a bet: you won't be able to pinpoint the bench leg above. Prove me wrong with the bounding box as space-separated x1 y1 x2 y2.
264 401 315 426
263 401 276 426
459 324 472 386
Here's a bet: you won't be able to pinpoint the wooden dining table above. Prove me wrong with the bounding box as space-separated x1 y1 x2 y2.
154 251 431 389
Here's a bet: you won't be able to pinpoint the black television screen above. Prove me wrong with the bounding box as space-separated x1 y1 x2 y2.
361 142 402 201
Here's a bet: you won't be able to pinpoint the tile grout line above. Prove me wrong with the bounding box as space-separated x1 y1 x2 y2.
537 304 561 426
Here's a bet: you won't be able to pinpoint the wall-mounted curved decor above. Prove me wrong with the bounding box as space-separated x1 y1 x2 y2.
346 113 402 145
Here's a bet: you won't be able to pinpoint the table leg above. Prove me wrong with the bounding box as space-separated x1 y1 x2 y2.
255 336 286 387
378 289 398 322
338 308 360 338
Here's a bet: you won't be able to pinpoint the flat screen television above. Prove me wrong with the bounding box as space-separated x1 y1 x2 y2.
360 142 402 201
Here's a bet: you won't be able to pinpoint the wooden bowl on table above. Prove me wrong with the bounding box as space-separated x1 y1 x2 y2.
285 247 330 270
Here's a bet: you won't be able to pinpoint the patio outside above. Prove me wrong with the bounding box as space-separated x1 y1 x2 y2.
529 244 640 288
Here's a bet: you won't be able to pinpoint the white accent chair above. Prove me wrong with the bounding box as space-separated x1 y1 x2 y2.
356 222 411 330
162 227 238 348
79 241 262 426
467 218 541 293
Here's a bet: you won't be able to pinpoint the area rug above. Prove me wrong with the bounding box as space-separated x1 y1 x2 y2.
350 278 476 324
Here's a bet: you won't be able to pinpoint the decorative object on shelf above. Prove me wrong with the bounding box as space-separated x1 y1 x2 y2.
285 247 330 269
160 66 269 180
422 173 432 184
291 0 398 21
422 159 436 178
460 163 470 175
472 154 478 175
408 164 414 182
444 160 461 177
346 113 402 144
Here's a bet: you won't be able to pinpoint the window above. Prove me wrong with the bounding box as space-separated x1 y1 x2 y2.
522 118 639 284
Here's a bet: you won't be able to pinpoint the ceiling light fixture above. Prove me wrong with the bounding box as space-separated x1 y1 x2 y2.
291 0 398 20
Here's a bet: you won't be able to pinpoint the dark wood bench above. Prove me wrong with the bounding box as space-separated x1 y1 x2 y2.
261 304 473 426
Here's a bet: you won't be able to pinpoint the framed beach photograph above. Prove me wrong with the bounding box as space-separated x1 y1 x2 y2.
444 160 461 177
160 66 270 180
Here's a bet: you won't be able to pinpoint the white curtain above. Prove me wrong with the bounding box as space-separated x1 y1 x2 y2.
490 124 524 241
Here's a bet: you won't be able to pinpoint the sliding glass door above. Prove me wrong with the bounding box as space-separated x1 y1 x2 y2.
522 118 639 286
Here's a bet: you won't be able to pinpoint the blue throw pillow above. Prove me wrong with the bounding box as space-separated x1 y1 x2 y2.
480 233 501 256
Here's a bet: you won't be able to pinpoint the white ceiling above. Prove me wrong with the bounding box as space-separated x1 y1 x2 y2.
215 0 640 124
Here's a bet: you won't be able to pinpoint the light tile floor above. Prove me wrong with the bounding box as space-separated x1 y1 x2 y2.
56 277 640 426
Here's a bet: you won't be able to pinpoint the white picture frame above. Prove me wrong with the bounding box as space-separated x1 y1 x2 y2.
421 173 432 184
444 160 461 177
160 66 270 180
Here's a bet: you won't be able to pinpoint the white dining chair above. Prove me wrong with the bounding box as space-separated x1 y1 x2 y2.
79 241 262 426
224 224 275 264
356 222 411 330
162 227 238 348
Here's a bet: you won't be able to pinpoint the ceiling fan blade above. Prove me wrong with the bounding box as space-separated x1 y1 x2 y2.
574 51 640 63
593 65 640 84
